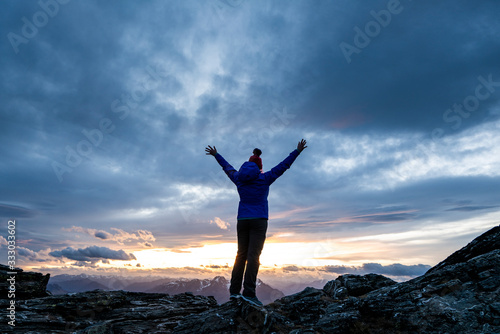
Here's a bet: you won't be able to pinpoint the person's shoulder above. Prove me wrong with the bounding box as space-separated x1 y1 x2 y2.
260 171 273 180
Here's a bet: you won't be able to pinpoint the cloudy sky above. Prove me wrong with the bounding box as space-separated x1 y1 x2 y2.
1 0 499 284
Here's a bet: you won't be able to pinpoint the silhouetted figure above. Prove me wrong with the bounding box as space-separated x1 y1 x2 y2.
205 139 307 306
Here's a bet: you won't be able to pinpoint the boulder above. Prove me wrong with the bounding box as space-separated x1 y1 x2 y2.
323 273 397 299
0 264 50 299
0 290 218 333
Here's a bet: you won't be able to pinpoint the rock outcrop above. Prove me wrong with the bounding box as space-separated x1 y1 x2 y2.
1 225 498 333
323 273 397 299
265 225 500 333
0 264 50 299
1 289 217 333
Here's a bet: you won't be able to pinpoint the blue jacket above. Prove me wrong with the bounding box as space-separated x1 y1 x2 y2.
215 149 300 220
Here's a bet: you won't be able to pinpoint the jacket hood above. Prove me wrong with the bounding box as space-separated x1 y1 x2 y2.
237 161 260 182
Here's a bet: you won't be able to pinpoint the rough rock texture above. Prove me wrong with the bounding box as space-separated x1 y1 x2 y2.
0 264 50 299
173 296 274 334
323 273 397 299
428 224 500 274
1 225 499 333
0 290 218 333
270 225 500 334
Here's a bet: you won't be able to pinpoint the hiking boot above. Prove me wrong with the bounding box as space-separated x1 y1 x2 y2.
230 293 241 301
241 295 263 306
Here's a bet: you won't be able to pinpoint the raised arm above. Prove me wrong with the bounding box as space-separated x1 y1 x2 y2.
205 145 237 184
264 139 307 185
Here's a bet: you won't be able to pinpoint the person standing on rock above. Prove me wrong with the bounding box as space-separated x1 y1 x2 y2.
205 139 308 306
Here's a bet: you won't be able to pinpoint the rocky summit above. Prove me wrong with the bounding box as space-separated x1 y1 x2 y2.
1 225 499 333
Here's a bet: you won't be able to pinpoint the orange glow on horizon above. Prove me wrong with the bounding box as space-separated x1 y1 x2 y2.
130 241 353 269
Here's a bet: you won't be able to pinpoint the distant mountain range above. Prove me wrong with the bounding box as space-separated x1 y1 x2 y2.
47 274 285 304
277 279 328 296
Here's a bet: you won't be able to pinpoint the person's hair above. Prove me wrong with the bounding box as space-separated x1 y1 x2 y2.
253 148 262 156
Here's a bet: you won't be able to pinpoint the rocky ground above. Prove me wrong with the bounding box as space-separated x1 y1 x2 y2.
1 224 499 333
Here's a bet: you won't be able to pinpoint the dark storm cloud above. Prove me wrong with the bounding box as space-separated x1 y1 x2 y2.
361 263 431 277
352 212 415 223
203 264 229 269
282 265 300 272
49 246 136 261
446 205 500 212
16 246 49 262
0 203 36 218
321 263 431 277
302 0 500 133
95 231 111 240
0 1 187 221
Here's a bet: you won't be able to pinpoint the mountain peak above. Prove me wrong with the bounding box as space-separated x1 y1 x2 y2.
427 224 500 274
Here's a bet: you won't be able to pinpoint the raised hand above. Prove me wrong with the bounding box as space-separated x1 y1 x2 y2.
297 139 308 153
205 145 218 156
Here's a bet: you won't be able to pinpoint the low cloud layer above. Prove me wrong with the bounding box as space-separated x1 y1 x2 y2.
321 263 431 277
64 226 156 245
210 217 230 230
49 246 136 262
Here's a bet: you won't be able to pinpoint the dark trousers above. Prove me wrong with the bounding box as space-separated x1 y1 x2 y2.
229 218 268 297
